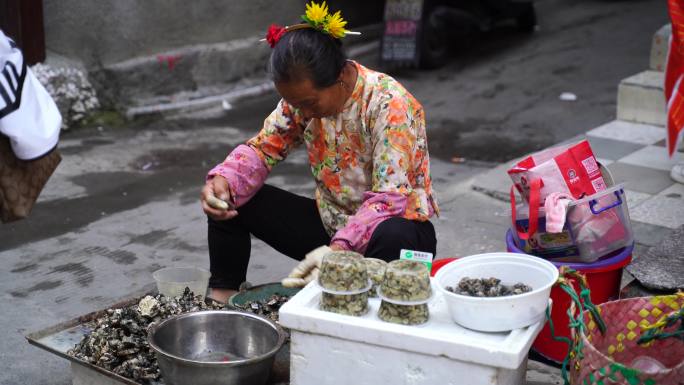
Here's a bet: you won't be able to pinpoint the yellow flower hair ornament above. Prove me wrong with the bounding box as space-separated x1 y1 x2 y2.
261 1 360 47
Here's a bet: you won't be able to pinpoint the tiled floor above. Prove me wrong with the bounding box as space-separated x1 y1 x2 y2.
620 145 681 171
605 162 674 195
471 119 684 240
659 182 684 198
586 135 644 160
587 120 666 145
586 120 684 229
631 195 684 228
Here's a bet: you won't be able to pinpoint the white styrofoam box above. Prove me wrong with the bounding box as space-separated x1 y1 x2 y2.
617 70 666 127
650 24 671 72
279 281 546 385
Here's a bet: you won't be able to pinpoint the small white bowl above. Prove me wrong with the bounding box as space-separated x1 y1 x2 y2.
434 253 558 332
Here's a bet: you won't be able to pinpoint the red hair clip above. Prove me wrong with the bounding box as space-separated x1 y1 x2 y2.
266 24 287 48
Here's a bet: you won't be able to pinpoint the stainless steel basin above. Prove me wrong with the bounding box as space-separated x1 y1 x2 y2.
148 310 286 385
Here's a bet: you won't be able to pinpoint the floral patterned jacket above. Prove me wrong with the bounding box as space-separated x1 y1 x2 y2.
208 61 438 254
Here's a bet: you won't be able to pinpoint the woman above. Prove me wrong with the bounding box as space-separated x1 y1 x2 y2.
201 2 439 303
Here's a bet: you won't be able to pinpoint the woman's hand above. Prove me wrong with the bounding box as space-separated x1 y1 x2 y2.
282 245 331 288
201 176 238 221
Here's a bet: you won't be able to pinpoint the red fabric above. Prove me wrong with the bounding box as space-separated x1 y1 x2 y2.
510 178 541 240
666 0 684 157
266 24 286 48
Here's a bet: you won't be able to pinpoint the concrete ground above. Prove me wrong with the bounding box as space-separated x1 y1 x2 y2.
0 0 669 384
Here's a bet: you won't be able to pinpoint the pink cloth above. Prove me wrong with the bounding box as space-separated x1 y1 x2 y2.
207 145 409 254
330 191 408 253
207 144 269 207
544 192 573 233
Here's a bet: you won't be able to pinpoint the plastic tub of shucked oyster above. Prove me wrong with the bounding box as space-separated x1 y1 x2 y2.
363 258 387 298
377 260 433 325
317 251 371 316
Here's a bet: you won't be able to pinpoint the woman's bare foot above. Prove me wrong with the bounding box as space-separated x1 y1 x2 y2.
207 288 237 304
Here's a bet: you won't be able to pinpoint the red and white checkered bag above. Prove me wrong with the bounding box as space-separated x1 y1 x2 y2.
509 140 607 240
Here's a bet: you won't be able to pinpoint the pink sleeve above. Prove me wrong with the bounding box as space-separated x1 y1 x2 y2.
206 144 269 208
330 191 408 254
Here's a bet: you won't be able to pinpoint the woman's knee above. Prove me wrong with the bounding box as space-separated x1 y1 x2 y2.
365 218 436 261
372 217 411 244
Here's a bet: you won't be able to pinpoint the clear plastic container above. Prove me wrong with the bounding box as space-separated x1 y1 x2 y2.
320 291 369 316
378 260 431 302
566 184 633 262
363 258 387 298
317 251 370 316
318 251 367 292
377 260 432 325
510 164 630 263
152 267 211 299
378 302 429 325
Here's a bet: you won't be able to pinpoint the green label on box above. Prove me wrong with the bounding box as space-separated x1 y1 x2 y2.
399 249 433 272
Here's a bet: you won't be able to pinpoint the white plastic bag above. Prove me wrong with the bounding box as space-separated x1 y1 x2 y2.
0 29 61 160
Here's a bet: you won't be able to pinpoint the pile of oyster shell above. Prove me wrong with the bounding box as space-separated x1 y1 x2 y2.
68 288 224 384
446 277 532 297
232 294 290 322
69 287 295 383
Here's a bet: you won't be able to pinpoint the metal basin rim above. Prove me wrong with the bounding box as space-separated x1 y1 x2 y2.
147 310 286 367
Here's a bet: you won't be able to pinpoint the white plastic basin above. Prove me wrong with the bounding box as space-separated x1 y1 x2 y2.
434 253 558 332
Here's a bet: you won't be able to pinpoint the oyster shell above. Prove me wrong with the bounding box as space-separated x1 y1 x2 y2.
446 277 532 297
68 288 223 384
233 294 290 323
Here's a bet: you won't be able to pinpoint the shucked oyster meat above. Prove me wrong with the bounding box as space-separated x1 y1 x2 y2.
363 258 387 298
320 291 369 316
317 251 370 316
376 260 431 325
446 277 532 297
380 260 431 302
318 251 367 292
378 301 429 325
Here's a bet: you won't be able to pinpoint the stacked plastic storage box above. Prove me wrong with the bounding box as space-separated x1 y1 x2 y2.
508 178 635 362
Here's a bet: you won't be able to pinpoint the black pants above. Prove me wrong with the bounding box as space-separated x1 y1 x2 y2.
208 184 437 289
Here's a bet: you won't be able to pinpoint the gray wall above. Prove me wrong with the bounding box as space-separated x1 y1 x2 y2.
43 1 384 68
41 0 385 107
43 0 304 66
